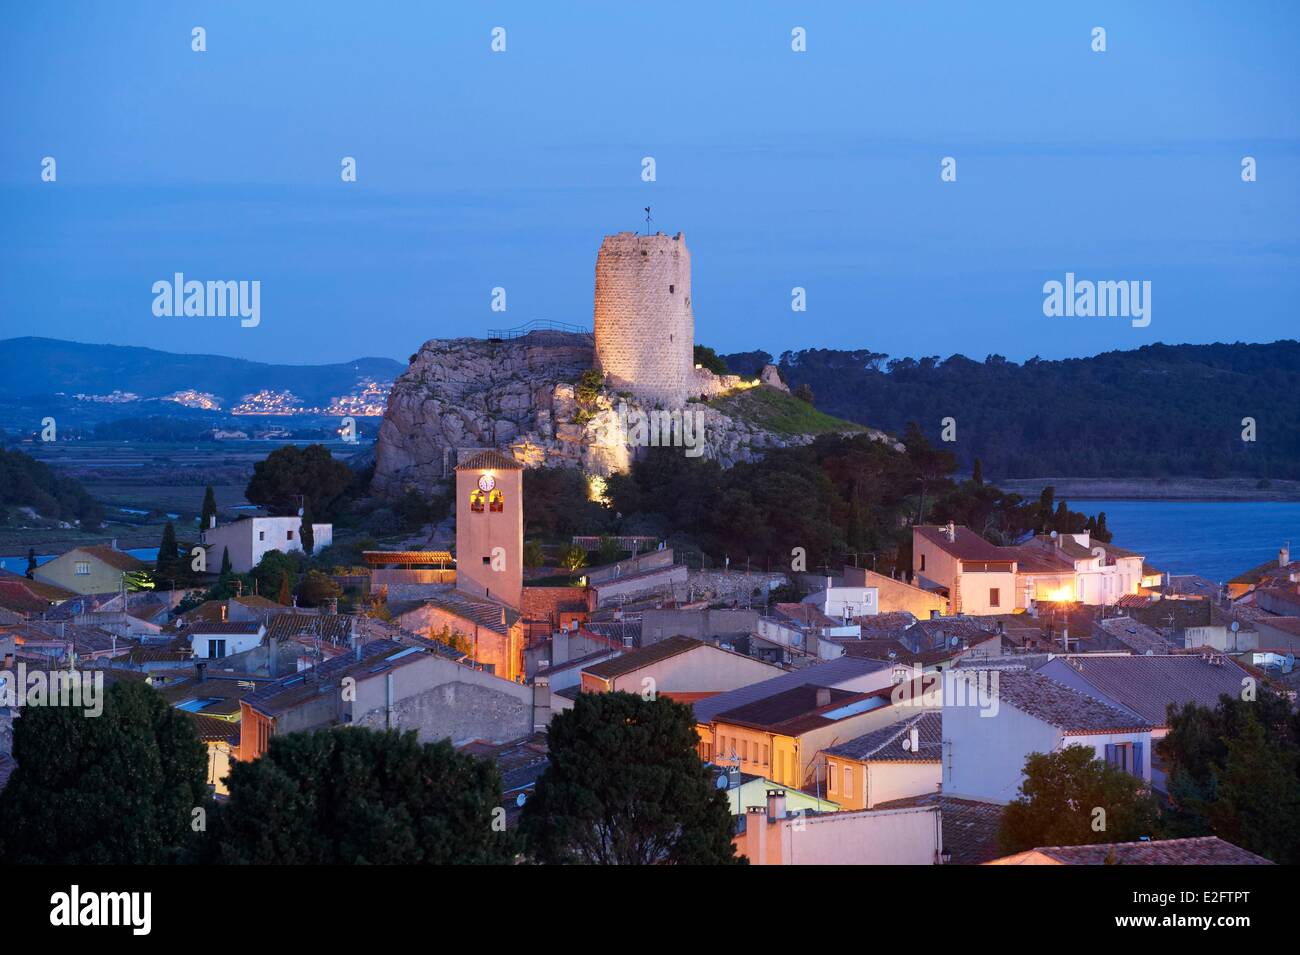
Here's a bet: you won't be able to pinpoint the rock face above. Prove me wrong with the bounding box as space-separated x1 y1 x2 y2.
372 331 881 498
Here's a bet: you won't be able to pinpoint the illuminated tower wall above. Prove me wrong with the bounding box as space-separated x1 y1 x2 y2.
593 231 694 407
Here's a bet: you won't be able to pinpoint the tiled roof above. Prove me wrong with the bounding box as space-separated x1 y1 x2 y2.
775 603 839 629
188 713 240 743
874 792 1005 865
454 449 523 471
837 637 962 667
854 611 917 635
582 636 702 680
184 620 264 636
990 669 1152 734
991 836 1273 865
1052 654 1251 726
243 639 424 717
1006 546 1076 575
714 684 888 737
690 656 887 725
422 590 521 636
581 619 643 647
76 545 148 573
362 550 453 565
265 612 354 645
915 526 1010 563
0 573 77 601
534 648 620 678
825 711 942 762
1256 616 1300 638
1229 557 1300 586
1095 616 1173 654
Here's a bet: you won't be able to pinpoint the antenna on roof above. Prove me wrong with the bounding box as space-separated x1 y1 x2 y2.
643 207 652 235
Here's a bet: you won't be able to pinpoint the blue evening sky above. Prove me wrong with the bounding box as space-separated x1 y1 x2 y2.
2 1 1297 365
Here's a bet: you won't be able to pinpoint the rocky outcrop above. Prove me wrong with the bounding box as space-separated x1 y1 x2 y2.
372 331 887 497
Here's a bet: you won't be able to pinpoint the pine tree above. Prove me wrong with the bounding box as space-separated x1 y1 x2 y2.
200 486 218 530
220 546 233 577
972 458 984 485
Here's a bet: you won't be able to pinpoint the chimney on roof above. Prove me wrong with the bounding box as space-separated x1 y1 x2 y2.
220 603 227 623
195 661 206 683
766 789 787 820
1282 543 1291 568
945 521 956 543
110 538 118 551
815 687 831 708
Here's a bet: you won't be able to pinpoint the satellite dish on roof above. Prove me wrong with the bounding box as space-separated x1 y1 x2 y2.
715 773 729 790
515 792 528 807
1050 531 1058 539
949 636 959 647
1231 621 1240 632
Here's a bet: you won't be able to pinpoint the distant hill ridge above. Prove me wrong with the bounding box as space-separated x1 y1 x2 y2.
0 337 405 407
721 340 1300 480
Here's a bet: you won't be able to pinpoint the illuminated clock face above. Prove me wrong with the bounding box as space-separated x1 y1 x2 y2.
478 474 496 493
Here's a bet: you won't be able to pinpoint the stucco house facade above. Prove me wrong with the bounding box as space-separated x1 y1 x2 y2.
201 516 333 573
942 668 1153 804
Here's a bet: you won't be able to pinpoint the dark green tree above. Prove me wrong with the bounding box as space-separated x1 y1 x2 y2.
0 681 208 864
156 521 180 581
300 499 315 556
998 745 1161 854
594 536 625 565
693 345 730 376
296 569 341 608
201 485 218 530
903 421 957 525
212 728 515 864
1159 691 1300 862
219 545 233 577
519 691 741 865
972 458 983 485
793 383 815 405
251 549 300 604
245 444 355 517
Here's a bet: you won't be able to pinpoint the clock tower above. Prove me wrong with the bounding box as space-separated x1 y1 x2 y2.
454 449 524 610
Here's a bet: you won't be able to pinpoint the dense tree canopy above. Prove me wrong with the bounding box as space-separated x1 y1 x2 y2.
213 728 515 864
0 681 209 864
1158 689 1300 863
523 467 613 541
600 431 1106 575
245 443 357 517
998 745 1161 855
724 341 1300 479
520 691 740 865
0 448 104 528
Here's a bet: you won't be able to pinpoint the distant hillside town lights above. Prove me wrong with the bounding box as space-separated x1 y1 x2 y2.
1042 272 1151 328
151 273 260 327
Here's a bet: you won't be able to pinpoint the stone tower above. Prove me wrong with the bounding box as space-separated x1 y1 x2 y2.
593 231 694 407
